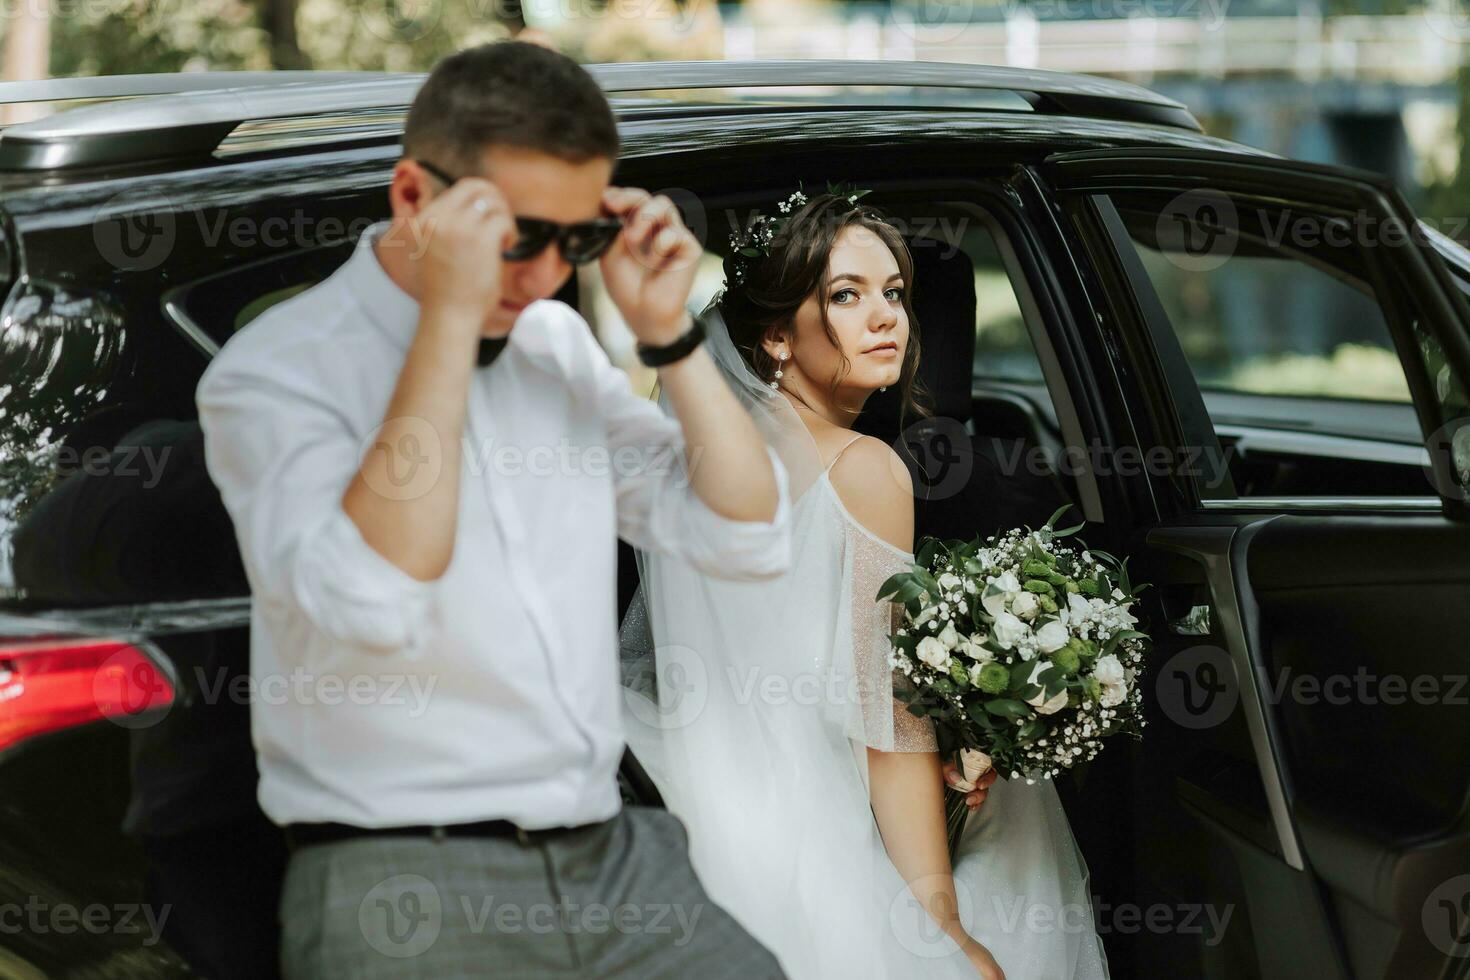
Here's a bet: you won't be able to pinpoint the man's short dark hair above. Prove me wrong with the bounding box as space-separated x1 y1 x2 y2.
403 41 619 174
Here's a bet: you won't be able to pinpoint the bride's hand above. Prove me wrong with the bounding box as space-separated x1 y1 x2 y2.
961 937 1007 980
942 760 1000 812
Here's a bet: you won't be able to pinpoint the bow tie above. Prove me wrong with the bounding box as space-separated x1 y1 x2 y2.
477 336 508 367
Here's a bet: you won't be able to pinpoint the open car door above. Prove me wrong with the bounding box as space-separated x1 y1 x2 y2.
1040 147 1470 980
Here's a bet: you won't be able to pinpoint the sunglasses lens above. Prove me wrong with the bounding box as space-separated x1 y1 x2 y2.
502 219 557 261
562 224 620 265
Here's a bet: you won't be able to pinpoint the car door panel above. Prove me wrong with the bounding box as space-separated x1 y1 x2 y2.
1044 146 1470 979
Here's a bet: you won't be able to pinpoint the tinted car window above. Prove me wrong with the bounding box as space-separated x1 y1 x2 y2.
1129 235 1410 403
967 225 1042 385
1106 193 1443 499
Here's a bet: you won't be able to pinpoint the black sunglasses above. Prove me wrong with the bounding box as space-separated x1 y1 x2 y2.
414 158 624 265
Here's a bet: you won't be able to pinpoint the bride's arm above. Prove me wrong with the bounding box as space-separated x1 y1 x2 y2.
867 748 1003 977
829 438 1005 979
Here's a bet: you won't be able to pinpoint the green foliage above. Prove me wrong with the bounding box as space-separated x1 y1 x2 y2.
49 0 270 76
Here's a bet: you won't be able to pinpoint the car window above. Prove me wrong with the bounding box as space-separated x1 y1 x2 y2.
235 282 314 333
966 225 1042 385
1130 232 1409 404
1104 192 1450 500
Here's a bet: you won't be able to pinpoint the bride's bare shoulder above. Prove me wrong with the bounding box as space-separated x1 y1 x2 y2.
826 435 914 553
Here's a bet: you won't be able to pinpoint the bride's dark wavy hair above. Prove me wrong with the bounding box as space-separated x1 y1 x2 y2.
717 192 932 423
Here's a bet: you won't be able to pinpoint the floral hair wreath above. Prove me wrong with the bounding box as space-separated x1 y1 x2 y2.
721 180 874 292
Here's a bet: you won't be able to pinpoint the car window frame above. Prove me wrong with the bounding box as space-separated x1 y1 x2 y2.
1045 148 1470 521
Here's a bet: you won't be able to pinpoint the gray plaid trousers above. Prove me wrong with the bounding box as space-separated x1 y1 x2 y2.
278 805 788 979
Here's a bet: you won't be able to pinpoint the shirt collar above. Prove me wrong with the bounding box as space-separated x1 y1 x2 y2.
343 219 520 368
342 219 426 351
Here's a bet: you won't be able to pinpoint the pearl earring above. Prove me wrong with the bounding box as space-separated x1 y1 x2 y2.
770 350 788 389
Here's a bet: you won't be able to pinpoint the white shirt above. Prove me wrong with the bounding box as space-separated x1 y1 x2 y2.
196 220 792 830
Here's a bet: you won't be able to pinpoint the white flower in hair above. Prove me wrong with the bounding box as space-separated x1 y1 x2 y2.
724 183 870 292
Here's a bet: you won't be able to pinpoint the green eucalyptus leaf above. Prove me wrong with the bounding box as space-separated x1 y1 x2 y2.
984 698 1032 719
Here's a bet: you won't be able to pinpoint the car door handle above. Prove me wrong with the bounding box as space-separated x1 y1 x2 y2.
1168 603 1212 635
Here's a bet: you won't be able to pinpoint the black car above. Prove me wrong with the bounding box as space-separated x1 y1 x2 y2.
0 61 1466 979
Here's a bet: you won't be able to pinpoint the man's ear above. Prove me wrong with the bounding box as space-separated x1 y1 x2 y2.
388 158 433 220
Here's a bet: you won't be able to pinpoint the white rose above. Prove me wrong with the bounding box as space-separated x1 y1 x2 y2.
1094 653 1127 707
1094 653 1125 687
917 636 949 669
991 611 1029 650
1024 661 1069 715
937 623 960 650
1011 591 1039 620
938 572 960 591
949 747 994 791
1034 619 1070 654
981 570 1022 619
958 632 994 663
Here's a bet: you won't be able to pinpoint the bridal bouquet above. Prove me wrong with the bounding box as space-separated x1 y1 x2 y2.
876 505 1150 858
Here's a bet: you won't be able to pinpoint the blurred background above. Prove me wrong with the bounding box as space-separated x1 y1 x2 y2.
2 0 1470 223
2 0 1466 400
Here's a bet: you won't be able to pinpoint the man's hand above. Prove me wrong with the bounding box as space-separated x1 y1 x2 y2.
598 187 702 347
943 760 1000 812
411 177 516 329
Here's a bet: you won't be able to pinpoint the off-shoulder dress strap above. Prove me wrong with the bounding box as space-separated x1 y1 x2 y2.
823 432 865 474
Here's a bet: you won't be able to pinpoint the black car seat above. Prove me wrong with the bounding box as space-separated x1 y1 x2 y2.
855 236 1074 545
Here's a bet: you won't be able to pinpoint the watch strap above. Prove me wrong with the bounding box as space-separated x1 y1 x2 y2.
636 314 706 368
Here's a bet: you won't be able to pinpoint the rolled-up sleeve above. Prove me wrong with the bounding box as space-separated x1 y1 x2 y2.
196 365 436 657
590 345 792 582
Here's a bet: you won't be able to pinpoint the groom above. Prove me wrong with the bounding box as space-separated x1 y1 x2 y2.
197 41 792 978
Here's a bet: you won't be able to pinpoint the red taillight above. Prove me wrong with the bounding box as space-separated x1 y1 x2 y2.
0 638 175 752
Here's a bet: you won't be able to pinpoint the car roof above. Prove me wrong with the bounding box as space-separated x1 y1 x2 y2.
0 60 1211 174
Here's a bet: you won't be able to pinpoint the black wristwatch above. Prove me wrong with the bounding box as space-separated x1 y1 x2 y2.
635 314 706 368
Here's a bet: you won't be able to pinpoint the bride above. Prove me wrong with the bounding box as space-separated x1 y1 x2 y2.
619 189 1109 979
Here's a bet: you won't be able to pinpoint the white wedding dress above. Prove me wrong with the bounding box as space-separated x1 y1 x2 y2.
619 299 1110 980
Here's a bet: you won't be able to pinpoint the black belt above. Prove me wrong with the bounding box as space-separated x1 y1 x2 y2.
283 819 583 852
